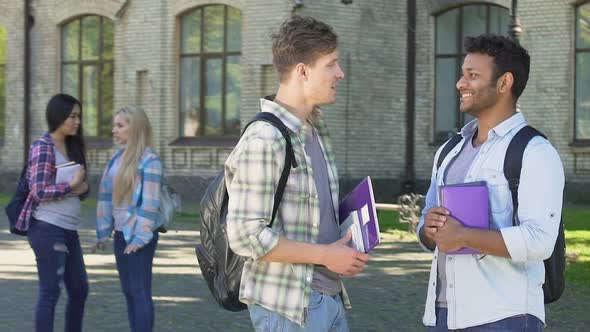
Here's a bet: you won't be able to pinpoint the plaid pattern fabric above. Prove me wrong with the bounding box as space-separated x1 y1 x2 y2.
225 98 341 326
16 134 73 231
96 148 163 246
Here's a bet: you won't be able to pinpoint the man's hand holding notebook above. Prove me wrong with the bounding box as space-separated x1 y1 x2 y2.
438 181 490 254
339 177 381 253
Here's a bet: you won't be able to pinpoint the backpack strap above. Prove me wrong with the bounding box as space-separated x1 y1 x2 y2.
18 162 28 183
242 112 298 228
436 133 463 171
504 125 546 226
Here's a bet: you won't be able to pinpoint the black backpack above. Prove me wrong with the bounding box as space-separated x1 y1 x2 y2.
195 111 297 312
4 164 29 236
437 125 566 304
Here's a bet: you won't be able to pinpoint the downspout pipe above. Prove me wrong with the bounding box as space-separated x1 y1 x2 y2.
24 0 32 164
509 0 522 43
403 0 416 193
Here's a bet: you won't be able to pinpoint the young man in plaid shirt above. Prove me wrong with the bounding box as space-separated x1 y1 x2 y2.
225 16 369 331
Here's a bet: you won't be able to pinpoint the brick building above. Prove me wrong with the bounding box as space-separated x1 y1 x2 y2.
0 0 588 203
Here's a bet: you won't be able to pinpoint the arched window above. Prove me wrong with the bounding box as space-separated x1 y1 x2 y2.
575 2 590 142
61 15 114 139
0 26 6 140
179 5 241 137
434 4 509 141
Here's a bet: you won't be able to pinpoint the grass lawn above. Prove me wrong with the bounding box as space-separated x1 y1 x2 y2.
0 195 8 206
562 207 590 291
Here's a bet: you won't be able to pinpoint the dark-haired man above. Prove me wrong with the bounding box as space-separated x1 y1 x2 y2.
417 35 564 331
225 16 368 331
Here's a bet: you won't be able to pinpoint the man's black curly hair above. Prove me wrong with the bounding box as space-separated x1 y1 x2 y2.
465 34 530 99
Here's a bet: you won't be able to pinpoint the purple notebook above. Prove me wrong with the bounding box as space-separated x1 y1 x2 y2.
439 181 489 254
339 177 380 253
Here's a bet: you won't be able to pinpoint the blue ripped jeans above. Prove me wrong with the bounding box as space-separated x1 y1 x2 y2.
27 218 89 332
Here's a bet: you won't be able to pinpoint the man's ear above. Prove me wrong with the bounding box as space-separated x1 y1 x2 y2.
498 72 514 94
294 62 308 81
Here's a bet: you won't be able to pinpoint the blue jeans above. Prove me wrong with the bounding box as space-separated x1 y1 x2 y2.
427 308 544 332
114 231 158 332
27 218 89 332
248 291 349 332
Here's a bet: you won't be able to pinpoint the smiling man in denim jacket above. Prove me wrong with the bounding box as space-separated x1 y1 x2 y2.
417 35 564 331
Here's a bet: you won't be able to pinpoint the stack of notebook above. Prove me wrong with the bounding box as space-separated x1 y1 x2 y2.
339 177 380 253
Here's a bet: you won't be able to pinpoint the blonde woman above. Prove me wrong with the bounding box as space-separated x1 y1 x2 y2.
95 106 163 332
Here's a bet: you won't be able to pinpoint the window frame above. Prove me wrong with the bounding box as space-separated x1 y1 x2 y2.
177 4 241 139
60 15 114 141
433 3 509 143
574 1 590 145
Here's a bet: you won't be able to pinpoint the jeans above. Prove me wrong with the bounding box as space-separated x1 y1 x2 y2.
427 307 544 332
27 218 89 332
248 291 349 332
114 231 159 332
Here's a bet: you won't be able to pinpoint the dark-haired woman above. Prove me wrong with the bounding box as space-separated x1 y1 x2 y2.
15 93 90 332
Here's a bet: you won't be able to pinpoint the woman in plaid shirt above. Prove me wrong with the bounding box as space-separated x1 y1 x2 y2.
94 106 163 332
17 93 90 332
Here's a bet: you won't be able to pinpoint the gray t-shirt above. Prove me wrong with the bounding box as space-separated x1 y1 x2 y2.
305 123 342 296
108 155 129 231
436 133 482 308
33 147 82 230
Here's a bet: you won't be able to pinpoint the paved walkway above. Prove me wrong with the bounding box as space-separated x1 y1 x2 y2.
0 206 589 331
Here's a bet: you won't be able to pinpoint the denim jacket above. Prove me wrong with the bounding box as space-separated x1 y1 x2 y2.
96 148 163 246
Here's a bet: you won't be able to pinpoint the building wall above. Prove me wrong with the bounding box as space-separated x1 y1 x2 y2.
297 0 408 200
414 0 590 202
0 0 26 170
1 0 589 203
519 0 590 201
0 0 125 174
163 0 292 180
0 0 293 198
519 0 590 179
414 0 510 184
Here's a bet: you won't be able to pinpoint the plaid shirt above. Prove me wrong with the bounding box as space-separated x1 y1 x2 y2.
16 133 88 231
225 98 343 326
96 148 163 246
